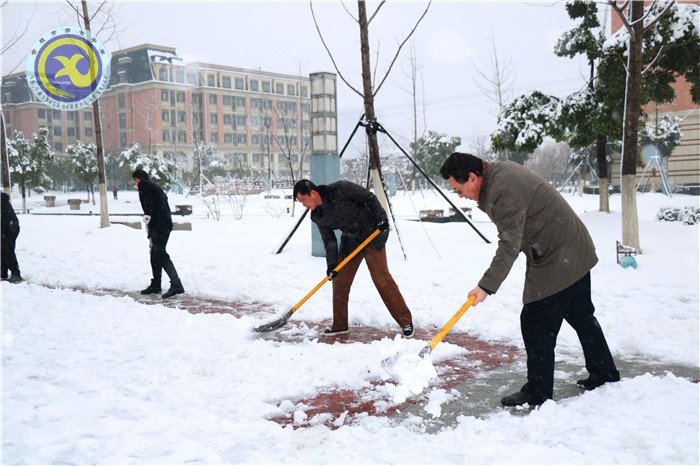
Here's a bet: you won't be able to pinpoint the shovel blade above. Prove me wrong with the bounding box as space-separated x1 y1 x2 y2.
253 310 293 333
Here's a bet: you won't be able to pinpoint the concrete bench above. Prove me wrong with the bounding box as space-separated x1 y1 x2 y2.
67 199 82 210
174 205 192 216
419 209 444 220
44 195 56 207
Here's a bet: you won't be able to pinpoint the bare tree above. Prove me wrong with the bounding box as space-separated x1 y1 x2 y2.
396 41 428 191
526 140 572 187
311 0 432 214
473 31 515 115
467 134 494 162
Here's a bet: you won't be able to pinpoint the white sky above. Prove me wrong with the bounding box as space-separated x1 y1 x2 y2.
1 0 597 153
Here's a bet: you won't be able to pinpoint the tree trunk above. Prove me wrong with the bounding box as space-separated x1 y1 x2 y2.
596 134 609 212
20 181 27 214
358 0 390 215
620 0 643 250
81 0 110 228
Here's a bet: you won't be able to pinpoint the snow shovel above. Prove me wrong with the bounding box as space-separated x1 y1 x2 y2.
253 228 383 333
418 294 477 358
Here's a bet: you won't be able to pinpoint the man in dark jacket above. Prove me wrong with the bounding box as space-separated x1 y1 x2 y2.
132 169 184 299
293 179 414 337
1 193 23 283
440 153 619 407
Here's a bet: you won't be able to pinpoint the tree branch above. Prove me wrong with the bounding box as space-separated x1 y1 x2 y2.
309 0 364 98
368 0 386 25
340 0 358 23
641 0 675 33
373 0 432 97
608 0 633 33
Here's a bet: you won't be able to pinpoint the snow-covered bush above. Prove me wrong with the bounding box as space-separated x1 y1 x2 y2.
656 206 700 225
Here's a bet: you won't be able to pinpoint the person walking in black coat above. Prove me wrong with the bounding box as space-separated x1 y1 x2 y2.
132 169 184 299
1 192 23 283
293 179 414 338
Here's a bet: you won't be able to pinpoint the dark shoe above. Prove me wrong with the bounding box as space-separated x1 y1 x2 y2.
500 390 545 407
162 284 185 299
577 373 620 390
321 327 349 336
402 322 414 338
140 281 162 295
8 274 23 283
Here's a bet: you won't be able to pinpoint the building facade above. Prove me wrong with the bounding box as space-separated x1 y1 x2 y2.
2 44 327 184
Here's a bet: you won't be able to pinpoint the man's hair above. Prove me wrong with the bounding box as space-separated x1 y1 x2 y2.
293 179 318 199
131 168 149 181
439 152 484 183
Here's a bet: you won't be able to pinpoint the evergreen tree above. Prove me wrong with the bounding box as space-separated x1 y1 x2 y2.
67 140 98 204
120 143 176 191
410 130 461 180
7 128 54 212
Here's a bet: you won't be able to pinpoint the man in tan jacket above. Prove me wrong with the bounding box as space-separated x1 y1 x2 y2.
440 152 619 407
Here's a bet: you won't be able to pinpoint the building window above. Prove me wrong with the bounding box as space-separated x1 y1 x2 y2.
209 94 217 105
162 110 169 122
118 94 125 108
67 112 75 120
85 128 93 137
187 72 197 85
288 102 297 113
301 85 308 97
251 98 260 109
159 67 168 81
278 154 286 162
54 142 62 152
223 114 233 125
237 115 246 125
235 77 245 90
53 126 61 136
52 110 61 119
287 84 295 96
176 91 185 103
177 111 185 122
161 90 169 101
301 103 310 113
250 80 258 91
207 75 215 86
276 101 286 110
38 109 46 118
119 113 126 129
237 134 246 144
252 134 259 145
210 133 218 143
224 133 233 143
275 83 284 94
175 68 184 83
253 154 261 163
67 127 76 137
120 133 127 147
163 130 171 142
178 131 186 143
235 97 245 107
210 113 218 124
263 81 271 93
223 95 232 106
223 76 231 88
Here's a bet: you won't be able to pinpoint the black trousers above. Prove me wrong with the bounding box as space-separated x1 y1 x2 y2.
1 233 20 278
520 272 619 401
149 229 180 286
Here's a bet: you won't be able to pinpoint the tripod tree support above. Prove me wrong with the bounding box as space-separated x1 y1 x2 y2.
377 123 491 244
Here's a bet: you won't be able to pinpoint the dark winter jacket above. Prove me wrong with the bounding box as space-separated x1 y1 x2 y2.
477 161 598 304
310 180 389 268
1 193 20 239
137 179 173 236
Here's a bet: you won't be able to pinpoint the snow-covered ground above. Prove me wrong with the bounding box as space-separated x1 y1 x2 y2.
2 186 699 464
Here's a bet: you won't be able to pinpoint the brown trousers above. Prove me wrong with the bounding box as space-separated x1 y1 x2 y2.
331 247 412 330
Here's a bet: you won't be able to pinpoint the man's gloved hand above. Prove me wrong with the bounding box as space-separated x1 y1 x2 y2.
326 264 338 281
377 219 390 231
143 215 151 225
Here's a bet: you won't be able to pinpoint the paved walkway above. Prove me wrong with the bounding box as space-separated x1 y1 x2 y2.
53 285 700 429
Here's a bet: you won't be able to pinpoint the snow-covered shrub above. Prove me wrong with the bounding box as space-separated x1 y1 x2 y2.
656 206 700 225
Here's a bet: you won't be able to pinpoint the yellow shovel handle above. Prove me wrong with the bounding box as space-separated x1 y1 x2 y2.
290 228 382 314
426 294 477 352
